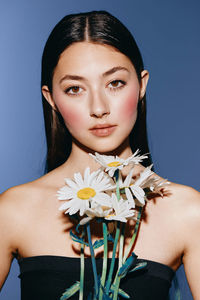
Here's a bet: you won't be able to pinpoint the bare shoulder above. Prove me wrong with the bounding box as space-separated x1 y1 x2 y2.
159 181 200 242
0 184 36 257
0 174 51 222
0 169 62 224
0 173 57 248
0 181 42 210
0 183 38 230
167 181 200 213
0 172 57 208
168 183 200 297
146 175 200 234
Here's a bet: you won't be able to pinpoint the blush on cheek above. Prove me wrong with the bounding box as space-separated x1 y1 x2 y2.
121 93 138 120
61 108 82 129
53 91 84 129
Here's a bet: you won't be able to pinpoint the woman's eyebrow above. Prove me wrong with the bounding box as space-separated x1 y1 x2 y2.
59 66 130 84
102 66 130 77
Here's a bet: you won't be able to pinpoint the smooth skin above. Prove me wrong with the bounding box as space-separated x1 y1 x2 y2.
0 42 200 298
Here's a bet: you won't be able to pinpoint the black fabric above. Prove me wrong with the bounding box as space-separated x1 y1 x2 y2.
18 255 175 300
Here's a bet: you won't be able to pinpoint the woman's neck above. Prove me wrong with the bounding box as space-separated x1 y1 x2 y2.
59 139 145 178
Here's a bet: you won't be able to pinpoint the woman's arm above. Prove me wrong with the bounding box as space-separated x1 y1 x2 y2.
0 189 20 290
181 187 200 299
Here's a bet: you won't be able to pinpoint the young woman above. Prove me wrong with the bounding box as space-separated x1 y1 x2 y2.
0 10 200 300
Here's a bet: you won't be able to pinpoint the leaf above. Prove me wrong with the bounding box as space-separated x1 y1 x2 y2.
93 239 104 249
118 288 130 299
60 281 80 300
93 233 114 249
70 230 89 246
129 262 147 273
99 282 112 299
102 294 113 300
75 222 81 233
118 252 138 278
110 285 130 299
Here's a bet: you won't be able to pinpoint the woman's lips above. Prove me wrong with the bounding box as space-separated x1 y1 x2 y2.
89 125 117 137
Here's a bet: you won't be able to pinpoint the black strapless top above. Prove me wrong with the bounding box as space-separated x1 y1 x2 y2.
18 255 175 300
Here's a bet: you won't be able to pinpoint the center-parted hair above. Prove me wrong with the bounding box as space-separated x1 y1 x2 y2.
41 10 153 171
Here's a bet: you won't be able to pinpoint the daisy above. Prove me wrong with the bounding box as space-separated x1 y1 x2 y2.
89 150 148 177
79 202 113 225
130 165 170 202
58 167 112 216
129 164 154 206
124 149 149 166
89 153 126 177
105 193 135 223
118 165 154 207
117 168 136 208
141 176 170 197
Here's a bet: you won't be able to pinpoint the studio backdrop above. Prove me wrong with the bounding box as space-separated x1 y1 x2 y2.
0 0 199 299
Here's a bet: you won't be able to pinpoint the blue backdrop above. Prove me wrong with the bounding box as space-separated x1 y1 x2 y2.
0 0 199 299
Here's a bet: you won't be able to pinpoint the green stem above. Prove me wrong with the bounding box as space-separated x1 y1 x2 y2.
113 223 125 299
105 221 120 295
115 170 120 201
79 230 85 300
123 207 143 263
86 223 98 298
98 222 108 300
110 169 122 299
118 223 125 269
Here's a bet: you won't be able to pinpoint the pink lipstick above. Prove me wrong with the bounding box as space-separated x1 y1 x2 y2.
89 124 116 137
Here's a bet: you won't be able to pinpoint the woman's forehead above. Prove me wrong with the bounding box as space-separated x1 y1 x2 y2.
54 42 136 80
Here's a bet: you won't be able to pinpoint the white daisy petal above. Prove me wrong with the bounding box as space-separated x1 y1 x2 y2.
108 169 115 177
79 217 93 226
58 167 114 217
89 150 150 179
65 178 78 190
131 185 145 205
88 169 101 186
58 152 169 219
104 193 135 223
84 167 90 185
59 202 71 211
125 188 135 207
134 165 153 186
124 168 134 186
74 172 84 187
57 188 75 200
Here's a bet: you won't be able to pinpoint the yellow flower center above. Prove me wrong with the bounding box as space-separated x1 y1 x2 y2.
107 161 121 167
106 213 116 218
77 187 96 200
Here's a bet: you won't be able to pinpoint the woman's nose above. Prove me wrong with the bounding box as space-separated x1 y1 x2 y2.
89 91 110 118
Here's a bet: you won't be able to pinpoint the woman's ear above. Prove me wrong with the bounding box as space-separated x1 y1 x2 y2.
42 85 57 110
139 70 149 100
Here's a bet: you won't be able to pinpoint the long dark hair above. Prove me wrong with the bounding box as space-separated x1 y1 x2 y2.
41 10 153 172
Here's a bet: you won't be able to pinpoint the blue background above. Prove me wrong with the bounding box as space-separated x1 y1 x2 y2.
0 0 199 299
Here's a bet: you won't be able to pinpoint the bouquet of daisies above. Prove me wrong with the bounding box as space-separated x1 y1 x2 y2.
57 150 169 300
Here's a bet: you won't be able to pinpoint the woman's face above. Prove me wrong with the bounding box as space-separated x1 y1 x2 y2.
43 42 149 153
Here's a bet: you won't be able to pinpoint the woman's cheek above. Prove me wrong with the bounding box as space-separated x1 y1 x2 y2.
120 94 138 121
53 90 85 129
57 104 85 131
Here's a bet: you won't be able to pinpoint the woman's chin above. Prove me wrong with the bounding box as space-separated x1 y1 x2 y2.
72 137 130 156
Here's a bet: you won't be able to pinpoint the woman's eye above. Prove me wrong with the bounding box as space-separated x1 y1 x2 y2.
108 80 126 90
65 86 83 95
